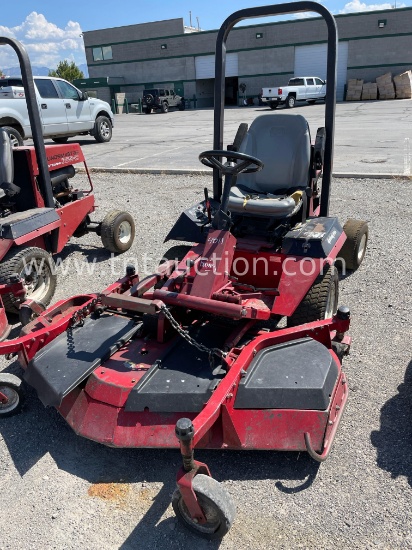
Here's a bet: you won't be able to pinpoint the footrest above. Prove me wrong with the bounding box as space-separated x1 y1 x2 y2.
25 313 140 407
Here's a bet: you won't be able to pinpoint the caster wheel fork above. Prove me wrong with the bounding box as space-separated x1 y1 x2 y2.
172 418 236 539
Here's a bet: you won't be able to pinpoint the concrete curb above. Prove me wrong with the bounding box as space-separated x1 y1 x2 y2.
77 166 412 179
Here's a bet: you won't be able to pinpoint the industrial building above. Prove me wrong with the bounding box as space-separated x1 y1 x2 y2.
74 7 412 107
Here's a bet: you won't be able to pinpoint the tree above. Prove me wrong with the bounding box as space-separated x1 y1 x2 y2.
48 60 84 83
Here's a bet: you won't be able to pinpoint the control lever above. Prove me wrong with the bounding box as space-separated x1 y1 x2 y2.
204 187 212 223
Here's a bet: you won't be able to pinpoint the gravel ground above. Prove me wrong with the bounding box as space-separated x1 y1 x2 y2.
0 172 411 549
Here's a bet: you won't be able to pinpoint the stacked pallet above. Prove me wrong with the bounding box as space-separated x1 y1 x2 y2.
361 82 378 100
376 72 395 99
346 79 363 101
394 70 412 99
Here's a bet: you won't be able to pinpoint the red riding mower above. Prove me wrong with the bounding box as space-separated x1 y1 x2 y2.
0 37 135 337
0 2 368 540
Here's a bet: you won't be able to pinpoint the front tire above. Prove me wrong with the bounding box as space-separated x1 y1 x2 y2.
100 210 135 254
178 101 185 111
161 102 169 113
0 247 57 314
0 374 24 418
94 116 112 143
52 137 69 144
286 95 296 108
172 474 236 540
287 264 339 327
3 126 24 147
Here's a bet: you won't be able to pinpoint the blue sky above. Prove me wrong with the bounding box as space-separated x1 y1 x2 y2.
0 0 409 70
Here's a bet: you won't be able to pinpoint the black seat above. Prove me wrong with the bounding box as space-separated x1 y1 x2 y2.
0 129 20 198
228 114 311 218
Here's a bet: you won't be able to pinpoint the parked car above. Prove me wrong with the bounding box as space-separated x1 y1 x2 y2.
261 76 326 109
0 76 114 145
142 88 185 114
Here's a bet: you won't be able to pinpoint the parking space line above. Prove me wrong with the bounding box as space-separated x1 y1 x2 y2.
113 146 187 167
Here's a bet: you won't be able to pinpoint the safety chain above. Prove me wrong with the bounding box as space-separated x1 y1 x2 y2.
159 304 227 367
70 298 99 327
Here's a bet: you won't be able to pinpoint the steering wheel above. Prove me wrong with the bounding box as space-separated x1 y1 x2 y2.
199 150 263 176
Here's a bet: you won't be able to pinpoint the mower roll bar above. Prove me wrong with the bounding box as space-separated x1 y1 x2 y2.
212 1 337 217
0 37 55 210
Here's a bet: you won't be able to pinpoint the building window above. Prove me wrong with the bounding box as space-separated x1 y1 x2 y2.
92 45 113 61
378 19 386 28
256 32 263 39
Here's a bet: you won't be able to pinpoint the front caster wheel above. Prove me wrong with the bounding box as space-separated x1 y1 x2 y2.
101 210 135 254
0 374 24 418
172 474 236 540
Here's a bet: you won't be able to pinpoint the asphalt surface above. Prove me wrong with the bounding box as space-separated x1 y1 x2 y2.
46 99 412 177
0 171 411 549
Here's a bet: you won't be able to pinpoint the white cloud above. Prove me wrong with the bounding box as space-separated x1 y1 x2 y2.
339 0 405 13
0 12 85 71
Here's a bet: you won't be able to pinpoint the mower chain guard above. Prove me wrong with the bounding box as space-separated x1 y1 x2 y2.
25 313 141 407
234 337 338 410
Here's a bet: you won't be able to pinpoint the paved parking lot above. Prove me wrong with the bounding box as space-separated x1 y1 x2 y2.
0 168 411 549
1 99 412 549
52 99 412 176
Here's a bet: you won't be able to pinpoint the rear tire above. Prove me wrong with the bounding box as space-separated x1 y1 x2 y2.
3 126 23 147
144 108 152 114
337 219 369 271
94 116 112 143
101 210 135 254
0 374 24 418
287 264 339 327
0 247 57 314
286 95 296 108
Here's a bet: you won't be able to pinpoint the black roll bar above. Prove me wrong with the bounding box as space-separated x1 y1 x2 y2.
0 37 55 209
213 2 337 217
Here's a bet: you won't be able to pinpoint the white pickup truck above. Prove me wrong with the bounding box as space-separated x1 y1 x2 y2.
261 76 326 109
0 76 114 146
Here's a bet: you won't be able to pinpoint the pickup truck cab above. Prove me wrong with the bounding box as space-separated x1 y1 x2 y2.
261 76 326 109
0 76 114 146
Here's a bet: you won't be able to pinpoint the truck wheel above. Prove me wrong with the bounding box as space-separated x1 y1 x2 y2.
178 101 185 111
161 102 169 113
0 374 24 418
0 247 57 314
94 116 112 143
286 95 296 108
52 137 69 144
287 264 339 327
3 126 23 147
101 210 135 254
144 108 152 114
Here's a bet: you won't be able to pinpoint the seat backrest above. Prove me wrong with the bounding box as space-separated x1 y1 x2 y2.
237 113 311 193
0 129 14 186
